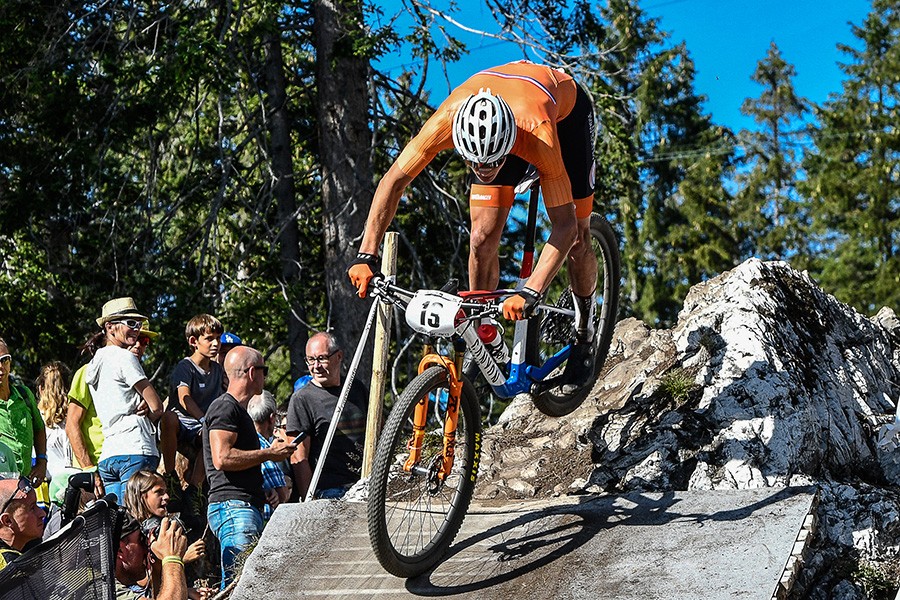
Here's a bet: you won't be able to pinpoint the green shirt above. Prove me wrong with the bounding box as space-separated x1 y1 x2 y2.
0 382 44 476
67 365 104 467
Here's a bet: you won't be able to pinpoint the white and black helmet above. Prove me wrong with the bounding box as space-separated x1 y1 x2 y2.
452 88 516 164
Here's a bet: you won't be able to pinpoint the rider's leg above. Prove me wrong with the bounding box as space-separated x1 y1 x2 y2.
468 184 513 291
568 198 599 343
558 196 599 391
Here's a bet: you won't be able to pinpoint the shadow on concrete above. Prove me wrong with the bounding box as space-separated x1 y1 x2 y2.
405 486 808 596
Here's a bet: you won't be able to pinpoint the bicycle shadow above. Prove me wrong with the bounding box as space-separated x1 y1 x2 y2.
404 486 806 596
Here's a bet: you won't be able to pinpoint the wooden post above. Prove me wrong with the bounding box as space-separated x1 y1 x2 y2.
362 232 397 477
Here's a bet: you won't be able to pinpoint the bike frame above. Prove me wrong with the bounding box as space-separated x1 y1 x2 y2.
409 351 464 482
460 181 573 399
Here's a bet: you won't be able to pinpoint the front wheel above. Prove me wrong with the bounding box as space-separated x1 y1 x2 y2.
367 366 482 577
528 213 621 416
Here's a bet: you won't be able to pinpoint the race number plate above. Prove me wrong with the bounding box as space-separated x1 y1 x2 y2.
405 290 462 336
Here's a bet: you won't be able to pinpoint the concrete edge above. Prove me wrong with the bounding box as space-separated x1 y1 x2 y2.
771 491 819 600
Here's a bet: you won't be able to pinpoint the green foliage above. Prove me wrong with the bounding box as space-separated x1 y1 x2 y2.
799 0 900 314
852 558 899 600
736 42 810 261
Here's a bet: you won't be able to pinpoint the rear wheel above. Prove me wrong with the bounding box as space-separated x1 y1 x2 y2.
528 213 620 416
367 366 481 577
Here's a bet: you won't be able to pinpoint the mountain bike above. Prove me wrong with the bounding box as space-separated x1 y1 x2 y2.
366 180 620 578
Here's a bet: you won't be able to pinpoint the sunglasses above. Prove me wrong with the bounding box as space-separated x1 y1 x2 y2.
0 354 10 364
305 350 339 365
111 319 143 330
1 477 33 514
244 364 269 376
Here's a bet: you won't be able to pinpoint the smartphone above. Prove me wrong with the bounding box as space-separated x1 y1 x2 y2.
291 431 307 445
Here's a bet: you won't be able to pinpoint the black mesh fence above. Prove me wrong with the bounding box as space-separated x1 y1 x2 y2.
0 498 121 600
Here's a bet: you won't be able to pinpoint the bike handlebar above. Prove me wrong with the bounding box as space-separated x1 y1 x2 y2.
368 274 574 320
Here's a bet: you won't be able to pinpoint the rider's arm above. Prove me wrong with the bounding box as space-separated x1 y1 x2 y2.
502 203 578 321
524 203 578 294
358 163 414 255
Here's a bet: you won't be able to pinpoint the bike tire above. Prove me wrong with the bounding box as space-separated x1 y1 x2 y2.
529 212 621 416
367 366 482 578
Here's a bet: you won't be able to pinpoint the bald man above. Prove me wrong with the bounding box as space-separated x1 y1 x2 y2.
201 346 296 590
0 477 45 570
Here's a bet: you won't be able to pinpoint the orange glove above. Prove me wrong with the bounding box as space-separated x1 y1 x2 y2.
348 253 378 298
501 287 542 321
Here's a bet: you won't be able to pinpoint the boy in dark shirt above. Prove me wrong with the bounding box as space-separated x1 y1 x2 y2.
159 315 224 495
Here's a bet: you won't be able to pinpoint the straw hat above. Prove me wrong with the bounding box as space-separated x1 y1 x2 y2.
139 321 159 339
96 297 148 327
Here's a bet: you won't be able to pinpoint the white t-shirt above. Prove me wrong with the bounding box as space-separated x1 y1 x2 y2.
45 422 73 479
86 345 159 460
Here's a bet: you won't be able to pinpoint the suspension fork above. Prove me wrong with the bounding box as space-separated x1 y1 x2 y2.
404 344 465 481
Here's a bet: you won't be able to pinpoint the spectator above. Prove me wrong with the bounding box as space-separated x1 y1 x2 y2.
67 321 158 500
215 332 242 366
286 332 368 501
246 391 291 519
66 332 107 497
0 476 46 570
35 361 84 534
202 346 295 589
124 470 206 566
36 362 73 493
116 512 193 600
159 314 223 502
0 338 47 488
87 297 164 502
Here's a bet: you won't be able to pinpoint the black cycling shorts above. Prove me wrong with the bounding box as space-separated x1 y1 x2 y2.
469 84 596 201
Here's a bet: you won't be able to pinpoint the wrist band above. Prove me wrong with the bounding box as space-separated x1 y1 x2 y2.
35 454 47 461
161 556 185 567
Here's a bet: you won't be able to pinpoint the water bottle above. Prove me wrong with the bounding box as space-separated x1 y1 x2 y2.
477 323 510 366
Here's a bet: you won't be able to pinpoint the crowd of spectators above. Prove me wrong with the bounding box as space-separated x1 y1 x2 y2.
0 296 369 598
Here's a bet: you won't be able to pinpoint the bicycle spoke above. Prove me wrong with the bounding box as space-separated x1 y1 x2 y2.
368 367 480 577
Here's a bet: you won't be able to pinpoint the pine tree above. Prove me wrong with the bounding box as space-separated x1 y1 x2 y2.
800 0 900 313
736 42 809 261
583 0 737 325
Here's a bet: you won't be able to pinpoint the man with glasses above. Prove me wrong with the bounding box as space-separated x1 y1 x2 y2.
0 338 47 488
349 61 600 370
86 297 164 502
286 332 368 501
0 476 45 570
202 345 296 590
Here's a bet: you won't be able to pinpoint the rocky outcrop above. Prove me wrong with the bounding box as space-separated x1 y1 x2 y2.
476 258 900 598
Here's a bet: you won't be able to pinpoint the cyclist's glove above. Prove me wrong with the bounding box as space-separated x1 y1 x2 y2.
502 287 543 321
348 252 379 298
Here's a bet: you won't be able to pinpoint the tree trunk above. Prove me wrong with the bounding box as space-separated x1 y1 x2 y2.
313 0 374 368
265 29 308 380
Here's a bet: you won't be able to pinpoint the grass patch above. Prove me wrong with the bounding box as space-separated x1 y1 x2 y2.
852 558 900 600
658 367 698 404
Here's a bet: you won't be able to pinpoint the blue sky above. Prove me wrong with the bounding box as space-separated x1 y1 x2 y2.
376 0 874 133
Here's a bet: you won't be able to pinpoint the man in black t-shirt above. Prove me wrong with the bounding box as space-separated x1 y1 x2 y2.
202 346 295 591
286 332 368 501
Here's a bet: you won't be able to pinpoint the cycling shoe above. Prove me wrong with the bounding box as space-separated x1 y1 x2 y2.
559 341 596 394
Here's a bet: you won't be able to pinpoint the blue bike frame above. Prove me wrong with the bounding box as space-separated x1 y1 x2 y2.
461 180 574 399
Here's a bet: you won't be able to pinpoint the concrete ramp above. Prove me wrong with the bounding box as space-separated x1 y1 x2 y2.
232 487 815 600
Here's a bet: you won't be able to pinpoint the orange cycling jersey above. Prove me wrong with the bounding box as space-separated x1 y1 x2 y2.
395 61 579 208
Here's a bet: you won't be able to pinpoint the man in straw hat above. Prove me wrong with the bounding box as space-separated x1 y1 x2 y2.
86 298 164 503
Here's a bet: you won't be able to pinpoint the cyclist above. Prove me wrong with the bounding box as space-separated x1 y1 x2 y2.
349 60 599 387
